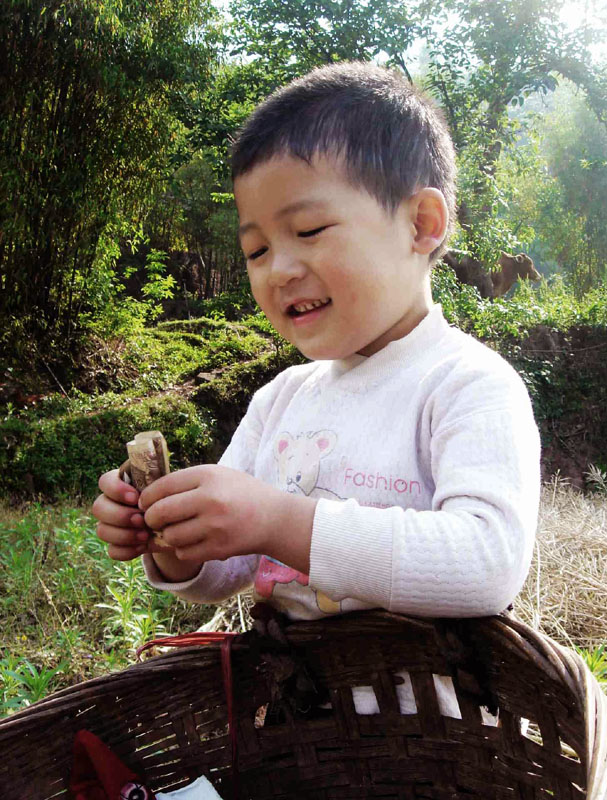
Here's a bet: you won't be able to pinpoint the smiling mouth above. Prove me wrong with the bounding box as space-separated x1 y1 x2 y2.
287 298 332 317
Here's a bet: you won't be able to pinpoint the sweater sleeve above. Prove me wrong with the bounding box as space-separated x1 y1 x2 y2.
309 369 541 617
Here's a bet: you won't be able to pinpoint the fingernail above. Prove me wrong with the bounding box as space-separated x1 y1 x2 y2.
126 491 138 504
136 531 149 542
136 544 147 554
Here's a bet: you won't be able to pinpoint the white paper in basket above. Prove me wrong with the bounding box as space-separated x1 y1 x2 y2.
156 774 223 799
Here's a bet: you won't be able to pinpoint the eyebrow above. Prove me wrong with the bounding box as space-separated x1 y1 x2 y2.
238 199 329 239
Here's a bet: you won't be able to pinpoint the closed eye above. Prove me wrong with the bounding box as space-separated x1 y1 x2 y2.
247 247 267 261
298 226 327 238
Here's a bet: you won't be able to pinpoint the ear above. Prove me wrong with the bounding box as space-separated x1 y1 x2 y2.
408 188 449 256
275 432 294 458
312 429 337 457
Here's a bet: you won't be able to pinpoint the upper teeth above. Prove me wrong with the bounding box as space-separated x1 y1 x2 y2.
292 298 330 312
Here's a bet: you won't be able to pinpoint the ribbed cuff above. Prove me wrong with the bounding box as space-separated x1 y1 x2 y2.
309 498 394 608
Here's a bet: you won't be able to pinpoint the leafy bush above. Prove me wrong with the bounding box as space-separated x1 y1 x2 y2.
183 285 256 322
433 265 607 341
85 250 177 340
1 395 213 502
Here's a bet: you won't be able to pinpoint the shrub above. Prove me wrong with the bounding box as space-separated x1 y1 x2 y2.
194 347 306 459
1 395 213 502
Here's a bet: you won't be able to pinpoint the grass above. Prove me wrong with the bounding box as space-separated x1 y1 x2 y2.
1 474 606 717
0 504 210 714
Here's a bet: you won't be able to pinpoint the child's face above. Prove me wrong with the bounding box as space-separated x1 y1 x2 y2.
235 154 434 360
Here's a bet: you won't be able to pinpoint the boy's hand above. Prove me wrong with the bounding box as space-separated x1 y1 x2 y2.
139 465 316 573
92 469 166 561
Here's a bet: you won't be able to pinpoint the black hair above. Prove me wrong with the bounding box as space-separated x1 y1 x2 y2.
231 61 457 260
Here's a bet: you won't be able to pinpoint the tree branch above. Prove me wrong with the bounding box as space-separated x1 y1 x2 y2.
392 53 413 85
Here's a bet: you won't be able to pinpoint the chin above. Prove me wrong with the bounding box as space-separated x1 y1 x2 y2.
298 343 357 361
298 348 332 361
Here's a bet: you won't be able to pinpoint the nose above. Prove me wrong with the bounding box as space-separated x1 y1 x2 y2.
268 249 307 287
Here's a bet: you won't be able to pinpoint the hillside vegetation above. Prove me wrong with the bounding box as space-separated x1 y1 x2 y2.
3 274 606 503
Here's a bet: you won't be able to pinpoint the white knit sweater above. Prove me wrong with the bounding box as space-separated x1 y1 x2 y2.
144 305 541 623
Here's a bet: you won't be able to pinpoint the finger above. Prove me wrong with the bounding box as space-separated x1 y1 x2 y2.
139 466 208 511
97 521 150 548
143 488 201 532
98 469 140 506
107 542 148 562
174 540 217 563
92 494 146 529
159 517 205 549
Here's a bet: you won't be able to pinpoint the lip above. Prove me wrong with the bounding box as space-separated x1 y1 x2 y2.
288 301 331 327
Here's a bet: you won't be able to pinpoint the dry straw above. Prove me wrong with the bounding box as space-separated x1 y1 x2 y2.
515 474 607 650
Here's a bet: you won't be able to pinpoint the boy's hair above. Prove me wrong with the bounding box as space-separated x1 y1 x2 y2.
231 61 457 261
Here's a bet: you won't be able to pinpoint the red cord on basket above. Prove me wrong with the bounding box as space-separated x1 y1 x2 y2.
137 632 238 798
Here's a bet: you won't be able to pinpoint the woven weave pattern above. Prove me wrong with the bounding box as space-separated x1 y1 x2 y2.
1 611 606 799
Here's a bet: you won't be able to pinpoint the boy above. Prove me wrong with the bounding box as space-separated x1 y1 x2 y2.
93 62 540 638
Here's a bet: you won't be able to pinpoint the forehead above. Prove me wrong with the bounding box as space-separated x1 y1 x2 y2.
235 151 346 194
234 153 374 235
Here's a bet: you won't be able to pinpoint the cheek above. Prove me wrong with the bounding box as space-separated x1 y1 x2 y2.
248 280 285 328
247 271 267 303
327 265 359 305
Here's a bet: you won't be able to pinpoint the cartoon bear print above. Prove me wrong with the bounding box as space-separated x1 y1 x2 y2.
255 430 343 614
274 430 342 500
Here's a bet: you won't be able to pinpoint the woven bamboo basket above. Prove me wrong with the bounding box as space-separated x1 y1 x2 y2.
1 610 606 799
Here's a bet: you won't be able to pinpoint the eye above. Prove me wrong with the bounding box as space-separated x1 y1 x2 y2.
298 226 327 238
247 246 267 261
120 782 150 800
